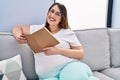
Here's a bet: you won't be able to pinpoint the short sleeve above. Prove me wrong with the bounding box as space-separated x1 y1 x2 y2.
30 24 45 34
64 29 81 46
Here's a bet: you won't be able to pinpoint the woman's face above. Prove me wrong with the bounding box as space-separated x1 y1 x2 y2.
47 5 61 27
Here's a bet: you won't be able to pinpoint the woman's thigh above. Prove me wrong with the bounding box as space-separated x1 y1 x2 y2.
59 61 93 80
39 77 58 80
39 61 99 80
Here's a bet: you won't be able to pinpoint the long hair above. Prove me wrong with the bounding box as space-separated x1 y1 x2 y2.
45 3 70 31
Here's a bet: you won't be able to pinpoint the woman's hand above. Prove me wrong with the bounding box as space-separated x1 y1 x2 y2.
12 26 30 44
15 34 27 44
43 47 60 55
43 46 84 59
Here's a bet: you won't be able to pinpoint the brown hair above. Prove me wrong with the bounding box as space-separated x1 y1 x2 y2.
45 3 70 31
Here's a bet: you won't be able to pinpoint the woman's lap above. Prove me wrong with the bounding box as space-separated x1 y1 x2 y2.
39 61 99 80
40 77 58 80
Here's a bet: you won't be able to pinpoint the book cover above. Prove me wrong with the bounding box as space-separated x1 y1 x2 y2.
25 27 59 53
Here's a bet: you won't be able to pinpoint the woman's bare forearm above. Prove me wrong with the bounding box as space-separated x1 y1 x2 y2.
58 47 84 60
12 26 30 44
12 26 23 37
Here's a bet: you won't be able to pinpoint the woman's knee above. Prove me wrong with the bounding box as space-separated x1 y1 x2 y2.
59 61 92 80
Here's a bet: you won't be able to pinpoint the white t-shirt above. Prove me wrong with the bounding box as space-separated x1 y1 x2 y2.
30 24 81 76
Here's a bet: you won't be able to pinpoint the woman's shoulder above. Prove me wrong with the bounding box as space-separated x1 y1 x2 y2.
30 24 45 28
61 28 74 35
30 24 45 33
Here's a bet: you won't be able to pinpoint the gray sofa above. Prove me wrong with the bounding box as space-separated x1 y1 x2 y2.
0 28 120 80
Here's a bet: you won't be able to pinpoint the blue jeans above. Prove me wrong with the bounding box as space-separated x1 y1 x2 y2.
39 61 99 80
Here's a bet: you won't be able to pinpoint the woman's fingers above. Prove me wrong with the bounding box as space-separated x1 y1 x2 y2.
16 34 27 44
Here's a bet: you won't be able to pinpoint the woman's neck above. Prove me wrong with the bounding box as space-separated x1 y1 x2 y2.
49 26 60 34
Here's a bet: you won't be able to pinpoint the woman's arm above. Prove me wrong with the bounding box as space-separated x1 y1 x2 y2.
59 46 84 60
43 46 84 60
12 25 30 44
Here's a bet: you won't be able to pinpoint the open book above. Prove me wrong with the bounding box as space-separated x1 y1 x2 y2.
25 27 59 53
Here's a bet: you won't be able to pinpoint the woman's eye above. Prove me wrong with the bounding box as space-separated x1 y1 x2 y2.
49 9 61 16
56 12 61 16
50 10 54 13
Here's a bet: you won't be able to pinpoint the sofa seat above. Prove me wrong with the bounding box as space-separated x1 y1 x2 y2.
93 71 114 80
101 68 120 80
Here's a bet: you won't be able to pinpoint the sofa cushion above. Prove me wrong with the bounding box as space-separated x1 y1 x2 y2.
74 28 110 71
0 55 26 80
101 68 120 80
108 29 120 67
0 33 38 80
93 71 114 80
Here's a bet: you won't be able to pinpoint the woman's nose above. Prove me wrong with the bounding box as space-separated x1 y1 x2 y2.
50 12 56 17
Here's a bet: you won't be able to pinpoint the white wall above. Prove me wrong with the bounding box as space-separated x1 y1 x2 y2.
56 0 108 30
0 0 54 32
111 0 120 28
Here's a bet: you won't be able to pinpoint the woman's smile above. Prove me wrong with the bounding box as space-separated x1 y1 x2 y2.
49 17 56 22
